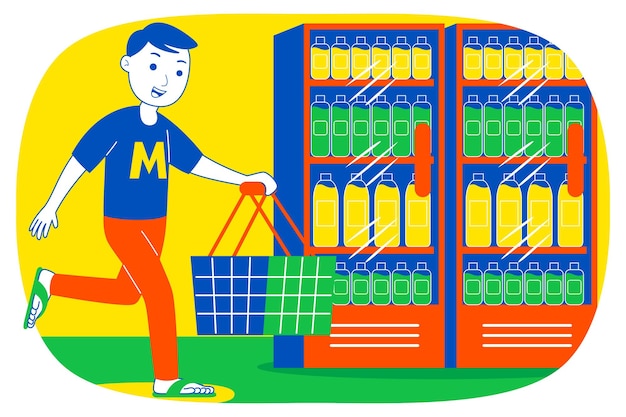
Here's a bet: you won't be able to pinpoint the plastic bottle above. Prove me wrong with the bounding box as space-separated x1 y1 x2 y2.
465 172 492 247
463 262 483 305
412 95 432 149
463 36 483 80
374 173 400 247
545 262 564 305
565 262 584 305
524 262 544 305
372 262 391 305
503 262 523 305
392 262 411 305
411 36 432 80
405 173 431 247
484 36 503 80
343 173 370 248
523 95 544 156
504 95 523 156
351 36 371 80
545 95 565 157
392 36 411 80
310 95 331 157
558 173 584 247
484 262 503 305
503 36 523 80
463 95 483 157
565 54 583 80
333 262 351 305
351 262 371 305
351 95 371 157
524 36 544 79
372 36 391 80
527 173 553 247
310 36 330 80
412 262 432 305
313 173 339 247
565 95 584 155
544 42 564 80
496 172 522 247
371 95 392 156
391 95 412 156
331 95 350 157
331 36 350 80
484 94 503 157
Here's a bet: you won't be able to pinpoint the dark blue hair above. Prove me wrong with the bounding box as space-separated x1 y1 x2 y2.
126 22 197 56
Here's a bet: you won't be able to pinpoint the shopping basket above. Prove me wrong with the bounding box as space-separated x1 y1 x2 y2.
191 182 335 336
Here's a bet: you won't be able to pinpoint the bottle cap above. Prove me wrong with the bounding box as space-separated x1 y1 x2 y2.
508 36 519 43
488 36 499 44
569 262 580 269
488 262 499 269
503 172 514 182
569 95 580 101
336 95 347 101
488 95 499 102
529 262 540 269
417 262 427 269
467 36 479 43
396 36 407 44
468 262 479 269
564 173 568 181
376 36 387 43
336 262 346 269
534 173 546 181
508 95 519 103
354 95 366 103
529 36 540 44
356 262 367 269
549 95 560 102
529 95 540 102
376 95 387 102
350 172 362 181
336 36 347 43
356 36 367 43
315 36 326 43
411 172 415 182
508 262 519 269
417 94 428 102
396 262 407 269
376 262 387 269
315 95 326 102
468 94 479 102
396 95 407 102
320 172 332 181
472 172 485 181
416 36 427 44
549 262 560 269
381 172 394 181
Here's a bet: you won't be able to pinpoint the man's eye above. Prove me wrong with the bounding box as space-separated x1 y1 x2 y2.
150 63 157 70
176 70 183 76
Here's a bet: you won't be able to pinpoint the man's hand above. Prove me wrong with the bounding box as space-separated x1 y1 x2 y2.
29 204 59 240
246 172 277 195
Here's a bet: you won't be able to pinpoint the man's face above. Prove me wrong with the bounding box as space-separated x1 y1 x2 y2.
121 42 190 107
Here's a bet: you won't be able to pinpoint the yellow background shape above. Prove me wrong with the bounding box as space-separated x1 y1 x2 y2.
16 14 609 337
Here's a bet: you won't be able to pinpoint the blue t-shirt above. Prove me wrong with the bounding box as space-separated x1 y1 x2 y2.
73 106 203 220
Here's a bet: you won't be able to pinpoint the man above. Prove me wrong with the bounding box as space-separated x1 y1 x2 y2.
24 22 276 398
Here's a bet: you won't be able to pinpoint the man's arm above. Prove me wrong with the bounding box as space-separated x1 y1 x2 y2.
29 156 86 239
190 156 277 195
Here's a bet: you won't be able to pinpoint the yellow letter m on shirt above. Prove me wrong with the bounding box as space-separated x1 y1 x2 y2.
129 142 167 179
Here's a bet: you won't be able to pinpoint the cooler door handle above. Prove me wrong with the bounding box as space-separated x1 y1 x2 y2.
414 124 433 197
567 123 586 197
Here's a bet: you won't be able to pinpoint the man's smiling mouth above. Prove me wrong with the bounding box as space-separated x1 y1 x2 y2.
151 87 166 98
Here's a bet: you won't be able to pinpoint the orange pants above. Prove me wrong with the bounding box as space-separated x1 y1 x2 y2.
51 216 178 380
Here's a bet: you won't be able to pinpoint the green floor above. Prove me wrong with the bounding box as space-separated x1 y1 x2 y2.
43 336 556 403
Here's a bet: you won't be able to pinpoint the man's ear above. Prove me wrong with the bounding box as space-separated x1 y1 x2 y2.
120 56 131 72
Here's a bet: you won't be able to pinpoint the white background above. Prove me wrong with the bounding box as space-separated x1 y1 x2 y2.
1 1 624 416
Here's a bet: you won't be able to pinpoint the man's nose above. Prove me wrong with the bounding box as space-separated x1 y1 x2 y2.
160 73 169 87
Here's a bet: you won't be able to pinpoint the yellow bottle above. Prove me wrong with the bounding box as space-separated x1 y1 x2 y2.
558 173 584 247
484 36 503 80
565 54 583 80
392 36 411 80
374 173 400 247
351 36 371 80
545 42 564 80
331 36 350 80
504 36 523 80
496 173 522 247
411 36 432 80
465 172 492 247
524 36 544 80
343 173 370 247
372 36 391 80
405 173 431 247
463 36 483 80
310 36 330 80
313 173 339 247
527 173 553 247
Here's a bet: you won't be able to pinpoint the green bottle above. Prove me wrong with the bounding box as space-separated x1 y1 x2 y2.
351 95 371 157
372 262 391 305
412 262 432 305
332 262 350 305
463 95 483 157
484 262 503 305
392 95 411 156
372 95 391 156
503 262 523 305
412 95 432 149
463 262 482 306
524 95 544 156
392 262 411 305
524 262 544 305
545 95 565 157
545 261 564 305
310 95 330 157
331 94 350 157
351 262 371 305
504 95 523 156
484 95 503 157
565 262 585 305
565 95 584 155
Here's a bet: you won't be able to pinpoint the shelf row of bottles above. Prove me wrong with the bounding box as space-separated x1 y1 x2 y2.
313 172 431 248
311 35 433 81
333 261 433 305
463 35 583 81
311 94 431 157
463 94 584 158
463 261 585 306
465 172 583 248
